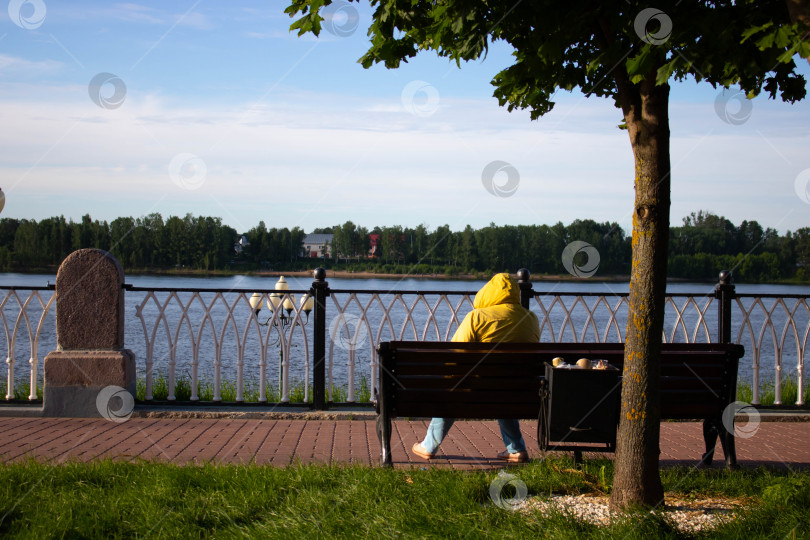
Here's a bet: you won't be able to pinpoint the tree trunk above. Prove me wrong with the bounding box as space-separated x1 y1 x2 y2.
610 74 670 510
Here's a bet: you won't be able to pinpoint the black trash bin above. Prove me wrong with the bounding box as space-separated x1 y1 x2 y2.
540 362 621 462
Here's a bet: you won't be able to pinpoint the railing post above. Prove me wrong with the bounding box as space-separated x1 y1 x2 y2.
517 268 533 310
712 270 741 467
311 267 330 410
715 270 735 344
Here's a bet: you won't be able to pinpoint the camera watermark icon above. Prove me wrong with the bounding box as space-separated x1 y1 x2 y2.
88 72 127 110
722 400 761 439
401 80 440 118
96 385 134 423
169 153 207 190
562 241 600 278
328 313 369 352
634 8 672 45
321 0 359 37
715 89 753 125
489 471 528 511
794 168 810 204
481 161 519 198
8 0 46 29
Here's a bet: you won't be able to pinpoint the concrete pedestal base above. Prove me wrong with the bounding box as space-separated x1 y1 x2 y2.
43 350 136 418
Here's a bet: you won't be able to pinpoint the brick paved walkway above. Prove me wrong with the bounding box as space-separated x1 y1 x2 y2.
1 417 807 470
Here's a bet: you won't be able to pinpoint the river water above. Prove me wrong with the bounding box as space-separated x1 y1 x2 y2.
2 273 808 399
4 271 807 294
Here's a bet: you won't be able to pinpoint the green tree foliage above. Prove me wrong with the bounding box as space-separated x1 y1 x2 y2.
332 220 366 260
1 212 806 280
0 213 237 272
667 211 795 282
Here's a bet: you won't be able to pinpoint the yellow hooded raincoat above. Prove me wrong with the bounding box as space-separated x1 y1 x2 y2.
451 273 540 343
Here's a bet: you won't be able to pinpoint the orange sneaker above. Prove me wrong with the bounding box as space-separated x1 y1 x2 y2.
412 442 435 460
497 450 529 463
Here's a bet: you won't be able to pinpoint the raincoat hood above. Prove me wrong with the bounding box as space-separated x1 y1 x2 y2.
452 272 539 343
473 273 520 309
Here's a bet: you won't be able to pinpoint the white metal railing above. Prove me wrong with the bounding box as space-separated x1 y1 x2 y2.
0 284 807 406
133 288 311 403
0 287 56 400
733 295 809 405
309 288 807 406
324 290 476 402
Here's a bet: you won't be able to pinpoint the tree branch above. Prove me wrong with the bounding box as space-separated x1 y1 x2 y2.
786 0 810 64
596 16 642 140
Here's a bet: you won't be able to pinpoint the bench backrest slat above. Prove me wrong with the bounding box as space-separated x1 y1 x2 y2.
394 376 542 391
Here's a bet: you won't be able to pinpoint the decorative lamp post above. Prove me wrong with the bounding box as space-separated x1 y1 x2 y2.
251 276 313 328
250 276 313 401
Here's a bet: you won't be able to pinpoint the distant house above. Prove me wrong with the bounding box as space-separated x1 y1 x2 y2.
368 234 380 258
367 233 404 259
301 233 333 258
234 235 249 255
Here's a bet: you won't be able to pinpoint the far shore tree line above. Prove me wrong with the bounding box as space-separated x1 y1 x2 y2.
0 210 808 282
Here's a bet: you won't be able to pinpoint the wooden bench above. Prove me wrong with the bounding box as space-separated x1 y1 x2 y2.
374 341 745 467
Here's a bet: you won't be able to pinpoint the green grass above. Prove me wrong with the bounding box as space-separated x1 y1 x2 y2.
0 458 807 538
0 382 42 401
737 379 809 407
0 374 372 405
137 373 373 405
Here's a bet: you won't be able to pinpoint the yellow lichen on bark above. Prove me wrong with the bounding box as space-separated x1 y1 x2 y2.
625 372 641 383
626 408 646 421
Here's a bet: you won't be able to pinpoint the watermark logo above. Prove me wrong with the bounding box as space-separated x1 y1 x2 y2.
794 168 810 204
401 80 440 118
88 72 127 110
562 241 600 278
715 89 753 125
328 313 369 352
8 0 46 29
634 8 672 45
96 385 134 423
321 0 359 38
722 400 761 439
489 471 528 511
481 160 519 198
169 153 207 190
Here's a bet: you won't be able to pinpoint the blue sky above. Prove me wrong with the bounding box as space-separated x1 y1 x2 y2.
1 1 809 236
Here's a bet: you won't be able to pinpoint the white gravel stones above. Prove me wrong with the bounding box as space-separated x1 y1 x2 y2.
518 493 745 533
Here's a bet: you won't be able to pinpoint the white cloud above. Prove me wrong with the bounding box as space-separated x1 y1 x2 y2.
0 85 807 233
0 54 64 77
244 31 289 40
108 4 213 30
110 3 164 24
177 12 214 31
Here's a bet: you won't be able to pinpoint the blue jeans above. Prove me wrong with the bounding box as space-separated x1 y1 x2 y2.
420 417 526 455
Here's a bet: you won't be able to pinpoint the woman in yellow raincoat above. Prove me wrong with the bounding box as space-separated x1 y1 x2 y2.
412 273 541 462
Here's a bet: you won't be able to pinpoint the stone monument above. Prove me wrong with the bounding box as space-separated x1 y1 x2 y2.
43 249 136 417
